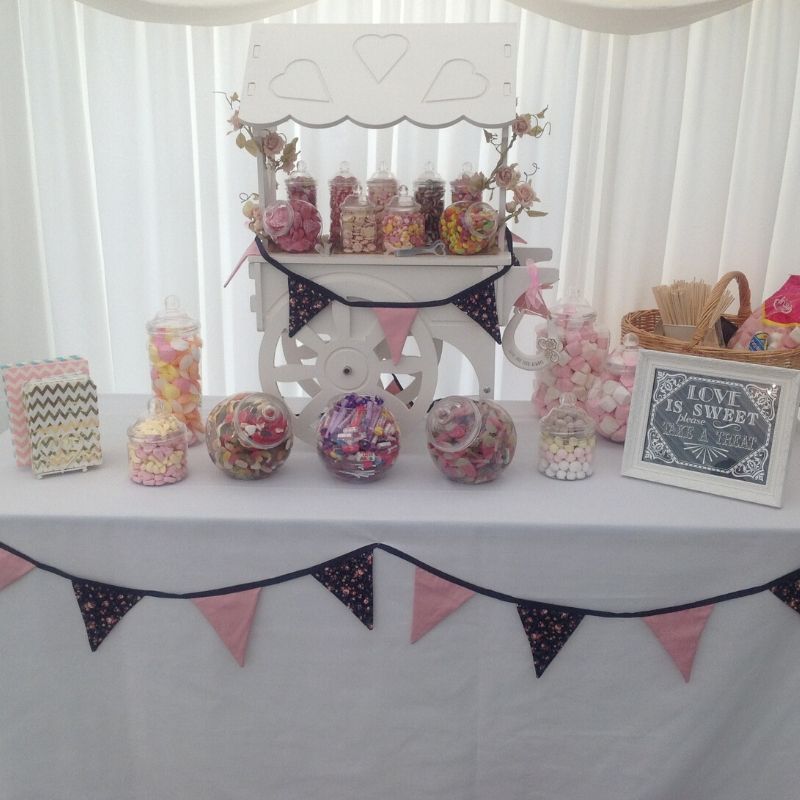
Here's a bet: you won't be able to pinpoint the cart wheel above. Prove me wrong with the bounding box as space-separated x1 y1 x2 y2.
259 272 439 443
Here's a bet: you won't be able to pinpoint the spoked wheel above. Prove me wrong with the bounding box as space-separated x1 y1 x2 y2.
259 272 439 443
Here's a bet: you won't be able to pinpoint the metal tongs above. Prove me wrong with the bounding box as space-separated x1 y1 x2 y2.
393 240 447 257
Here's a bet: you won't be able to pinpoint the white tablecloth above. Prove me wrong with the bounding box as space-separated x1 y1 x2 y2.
2 395 800 800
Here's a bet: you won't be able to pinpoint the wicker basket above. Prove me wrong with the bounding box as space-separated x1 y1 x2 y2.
621 271 800 370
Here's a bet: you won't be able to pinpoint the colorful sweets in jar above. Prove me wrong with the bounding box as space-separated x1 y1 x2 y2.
205 393 293 480
382 186 425 253
440 200 499 255
413 162 446 244
340 190 379 254
329 161 359 251
146 295 203 445
426 396 516 484
538 393 596 481
450 162 483 204
586 333 640 443
531 289 609 418
284 160 317 207
127 398 188 486
262 199 322 254
366 161 398 248
316 393 400 482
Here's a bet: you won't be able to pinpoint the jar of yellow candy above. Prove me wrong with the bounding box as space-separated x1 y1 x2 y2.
127 398 189 486
382 186 425 253
439 200 499 255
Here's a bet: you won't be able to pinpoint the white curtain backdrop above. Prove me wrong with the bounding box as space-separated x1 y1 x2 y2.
1 0 799 406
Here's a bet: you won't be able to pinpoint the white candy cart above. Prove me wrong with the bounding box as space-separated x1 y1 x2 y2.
239 23 557 442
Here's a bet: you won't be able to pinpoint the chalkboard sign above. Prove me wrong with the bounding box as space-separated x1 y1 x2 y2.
622 351 800 507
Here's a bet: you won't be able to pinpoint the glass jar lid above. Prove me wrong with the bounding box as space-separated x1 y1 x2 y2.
330 160 358 183
414 161 444 186
386 185 420 214
452 161 476 182
464 201 499 240
541 393 595 438
146 295 199 336
232 393 292 450
605 332 640 376
550 288 598 328
368 161 397 183
426 396 482 453
341 187 375 212
285 160 316 186
262 200 295 238
127 398 187 442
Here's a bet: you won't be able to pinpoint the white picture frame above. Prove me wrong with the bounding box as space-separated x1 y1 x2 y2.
622 350 800 507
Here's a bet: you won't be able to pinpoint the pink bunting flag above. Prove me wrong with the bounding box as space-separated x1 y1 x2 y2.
644 605 714 682
373 308 418 364
410 568 475 643
193 588 262 667
0 550 35 591
223 240 261 288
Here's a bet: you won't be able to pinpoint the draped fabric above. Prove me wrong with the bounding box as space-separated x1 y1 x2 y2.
1 0 799 407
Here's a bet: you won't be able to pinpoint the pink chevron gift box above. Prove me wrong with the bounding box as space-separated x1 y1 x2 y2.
1 356 90 467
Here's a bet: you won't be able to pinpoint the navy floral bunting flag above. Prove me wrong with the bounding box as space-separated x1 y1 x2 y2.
288 274 332 337
770 578 800 613
72 580 144 652
517 603 584 678
452 284 502 344
311 549 374 629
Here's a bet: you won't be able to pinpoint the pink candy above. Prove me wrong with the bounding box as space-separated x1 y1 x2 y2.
263 200 321 254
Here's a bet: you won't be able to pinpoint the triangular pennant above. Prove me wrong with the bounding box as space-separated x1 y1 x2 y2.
72 580 144 652
410 567 474 643
373 307 418 364
288 274 332 337
517 603 584 678
192 588 261 667
311 549 374 629
0 550 35 592
452 283 502 343
644 605 714 682
770 578 800 614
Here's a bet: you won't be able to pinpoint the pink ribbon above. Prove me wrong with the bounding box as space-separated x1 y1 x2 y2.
513 259 550 318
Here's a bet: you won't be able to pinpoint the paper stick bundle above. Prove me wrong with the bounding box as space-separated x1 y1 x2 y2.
652 280 734 327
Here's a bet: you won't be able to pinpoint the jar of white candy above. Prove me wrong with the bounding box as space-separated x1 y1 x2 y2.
538 393 596 481
127 398 189 486
586 333 640 443
531 289 609 418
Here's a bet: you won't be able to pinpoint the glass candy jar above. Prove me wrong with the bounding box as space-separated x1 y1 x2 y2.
538 394 596 481
316 394 400 482
413 162 445 244
262 199 322 254
382 186 425 253
426 396 516 484
440 200 499 255
329 161 359 251
127 398 188 486
531 290 609 417
205 393 293 479
146 295 203 445
340 190 379 254
450 162 483 204
285 160 317 206
586 333 640 443
367 161 398 248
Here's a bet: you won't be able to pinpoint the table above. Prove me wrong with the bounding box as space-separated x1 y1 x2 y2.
2 395 800 800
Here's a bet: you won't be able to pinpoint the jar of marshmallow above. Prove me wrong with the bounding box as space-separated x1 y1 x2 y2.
531 289 609 417
586 333 640 443
538 393 596 481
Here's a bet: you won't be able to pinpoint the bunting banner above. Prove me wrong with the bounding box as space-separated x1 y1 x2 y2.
3 540 800 680
288 274 334 337
373 307 419 364
451 283 502 344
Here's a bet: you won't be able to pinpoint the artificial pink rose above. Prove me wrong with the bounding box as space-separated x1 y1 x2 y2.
228 110 243 131
512 182 539 208
494 165 520 189
511 115 531 136
262 131 285 157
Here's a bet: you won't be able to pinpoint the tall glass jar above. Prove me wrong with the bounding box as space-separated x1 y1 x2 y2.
340 190 379 254
440 200 498 255
284 160 317 206
413 162 445 244
146 295 203 445
538 394 596 481
450 162 483 204
329 161 359 252
382 186 425 253
367 161 398 249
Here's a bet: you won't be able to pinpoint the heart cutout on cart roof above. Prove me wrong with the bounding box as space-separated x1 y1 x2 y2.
270 58 332 103
354 34 409 83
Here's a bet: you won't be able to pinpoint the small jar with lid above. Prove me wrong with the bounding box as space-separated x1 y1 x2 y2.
127 398 188 486
586 333 640 443
340 189 379 254
440 200 499 255
262 199 322 253
316 394 400 482
531 289 609 418
382 186 425 253
329 161 359 251
146 295 203 445
538 393 596 481
284 160 317 207
205 392 293 479
413 162 445 244
450 162 483 204
426 396 516 484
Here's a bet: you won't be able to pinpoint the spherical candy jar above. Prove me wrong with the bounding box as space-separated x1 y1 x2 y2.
413 162 445 244
329 161 359 251
341 190 379 254
205 392 293 480
440 201 499 255
316 394 400 482
127 398 188 486
262 199 321 254
382 186 425 253
586 333 639 443
426 396 516 484
285 160 317 207
147 295 203 446
538 393 596 481
450 162 483 204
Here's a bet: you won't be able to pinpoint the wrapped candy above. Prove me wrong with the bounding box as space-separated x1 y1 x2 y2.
262 199 322 254
382 186 425 253
127 398 188 486
538 393 596 481
413 162 446 244
728 275 800 352
329 161 359 251
426 396 516 484
284 160 317 207
440 201 498 255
